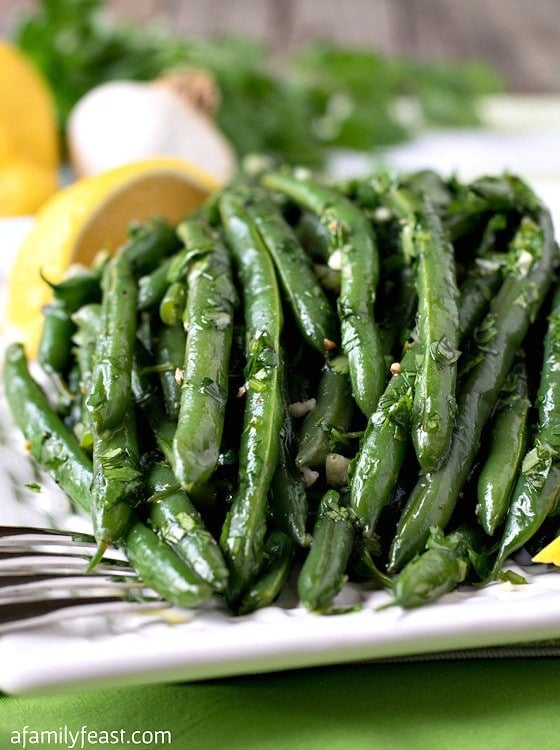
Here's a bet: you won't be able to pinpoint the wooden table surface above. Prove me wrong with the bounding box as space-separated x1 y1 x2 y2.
1 0 560 93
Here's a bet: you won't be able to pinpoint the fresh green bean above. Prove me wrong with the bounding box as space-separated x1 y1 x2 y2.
493 282 560 569
146 461 229 592
237 530 295 614
90 407 142 545
388 209 558 572
122 522 214 608
263 170 385 416
218 190 284 604
241 187 339 353
86 253 137 432
3 342 93 512
120 218 182 278
392 526 485 608
44 266 102 312
172 218 237 490
350 340 420 538
137 257 174 311
296 357 354 470
159 280 187 327
297 490 355 612
38 302 75 376
71 303 103 452
269 371 311 546
296 211 332 262
476 356 530 535
411 199 460 472
155 323 186 421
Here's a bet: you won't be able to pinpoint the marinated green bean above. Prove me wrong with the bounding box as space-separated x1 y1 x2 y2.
86 253 137 432
237 530 295 614
296 356 354 470
146 461 229 592
242 187 339 353
476 356 530 535
218 190 284 604
172 217 237 490
411 200 460 472
263 170 385 416
389 210 558 572
3 342 93 512
297 490 355 612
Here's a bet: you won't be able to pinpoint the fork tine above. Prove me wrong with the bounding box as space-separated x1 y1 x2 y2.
0 555 136 577
0 526 172 634
0 576 149 603
0 525 95 541
0 526 128 563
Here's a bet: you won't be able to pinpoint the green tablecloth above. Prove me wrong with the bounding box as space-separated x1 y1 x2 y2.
1 658 559 749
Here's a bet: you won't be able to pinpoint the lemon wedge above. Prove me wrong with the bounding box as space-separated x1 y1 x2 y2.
0 41 60 214
532 535 560 565
6 156 218 353
0 40 59 170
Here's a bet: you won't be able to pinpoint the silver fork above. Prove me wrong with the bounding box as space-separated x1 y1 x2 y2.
0 525 169 634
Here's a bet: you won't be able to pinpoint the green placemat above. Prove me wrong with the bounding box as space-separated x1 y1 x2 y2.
1 658 559 750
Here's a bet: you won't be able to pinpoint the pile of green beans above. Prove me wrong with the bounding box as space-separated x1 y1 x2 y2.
5 168 560 615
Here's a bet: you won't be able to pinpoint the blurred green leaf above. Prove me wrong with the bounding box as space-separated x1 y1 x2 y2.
12 0 504 167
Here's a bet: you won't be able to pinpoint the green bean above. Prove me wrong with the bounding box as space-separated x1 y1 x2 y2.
493 451 560 574
218 190 284 604
241 187 339 353
86 253 138 432
237 530 295 614
44 266 102 312
443 174 541 242
457 261 503 339
120 218 182 278
388 209 558 572
90 408 142 545
350 340 420 537
296 211 332 262
378 263 417 358
122 522 214 608
351 247 502 539
159 280 187 327
536 282 560 452
269 371 311 546
476 356 530 535
38 302 75 376
146 461 229 592
296 357 354 470
263 170 385 416
493 282 560 569
4 346 213 610
71 303 103 452
297 490 355 612
391 526 484 609
137 257 174 311
411 200 460 472
171 218 237 490
3 342 93 512
155 323 185 421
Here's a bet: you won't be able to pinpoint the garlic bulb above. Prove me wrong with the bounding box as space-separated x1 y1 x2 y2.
67 73 237 183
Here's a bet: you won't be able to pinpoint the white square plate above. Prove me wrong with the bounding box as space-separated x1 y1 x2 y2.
2 128 560 696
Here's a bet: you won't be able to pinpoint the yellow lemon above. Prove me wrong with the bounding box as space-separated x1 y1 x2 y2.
0 157 59 216
0 40 59 169
7 156 219 353
532 536 560 565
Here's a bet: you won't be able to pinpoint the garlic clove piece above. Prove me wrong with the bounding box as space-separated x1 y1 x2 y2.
67 79 237 183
